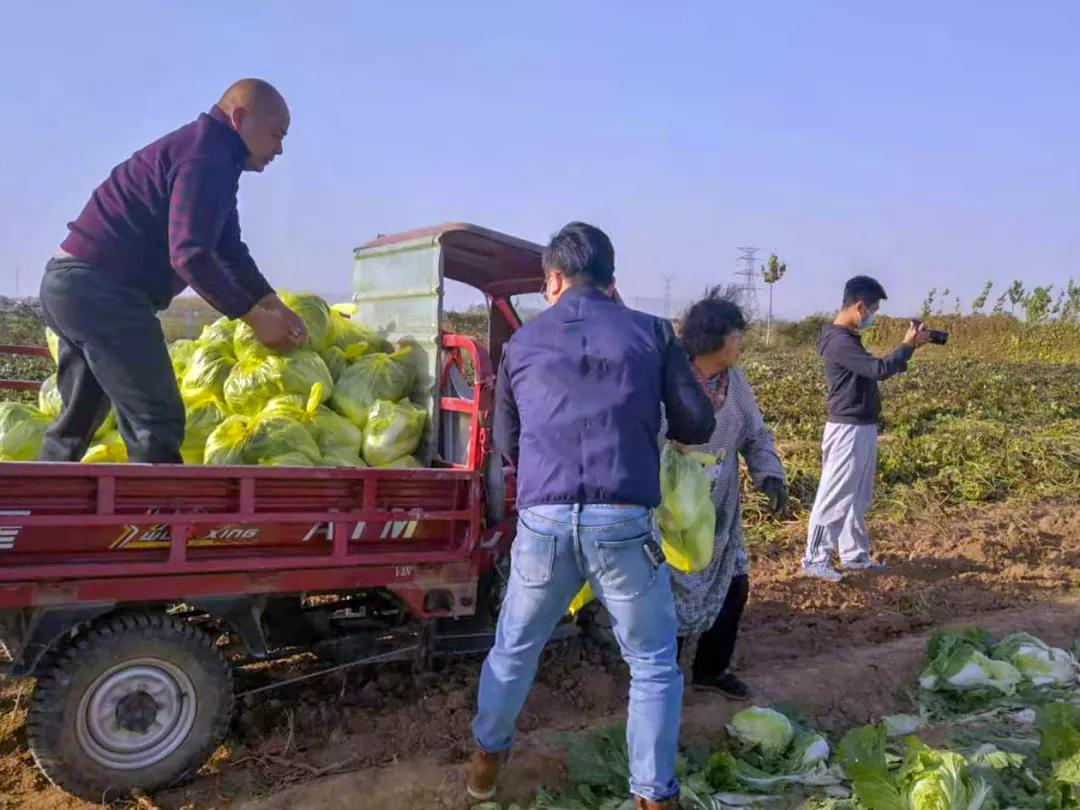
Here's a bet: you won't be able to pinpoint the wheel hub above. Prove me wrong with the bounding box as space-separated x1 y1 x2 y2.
115 690 159 734
76 658 198 771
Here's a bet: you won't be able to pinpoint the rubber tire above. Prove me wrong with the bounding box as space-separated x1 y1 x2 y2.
26 612 233 802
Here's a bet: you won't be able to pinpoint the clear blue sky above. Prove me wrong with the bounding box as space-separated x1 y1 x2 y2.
2 0 1079 319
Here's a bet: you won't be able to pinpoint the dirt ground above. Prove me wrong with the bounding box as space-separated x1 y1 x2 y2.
1 497 1077 810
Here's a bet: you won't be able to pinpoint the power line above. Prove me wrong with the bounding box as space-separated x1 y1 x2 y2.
662 274 674 319
734 247 761 320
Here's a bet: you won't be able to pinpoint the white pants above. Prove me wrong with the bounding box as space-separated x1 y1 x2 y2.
803 422 878 566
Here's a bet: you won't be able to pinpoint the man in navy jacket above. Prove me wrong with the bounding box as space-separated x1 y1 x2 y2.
467 223 715 809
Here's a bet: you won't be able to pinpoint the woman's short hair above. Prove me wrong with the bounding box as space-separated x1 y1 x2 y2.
680 287 748 358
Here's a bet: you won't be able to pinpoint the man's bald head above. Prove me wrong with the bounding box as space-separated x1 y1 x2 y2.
217 78 290 173
219 78 286 116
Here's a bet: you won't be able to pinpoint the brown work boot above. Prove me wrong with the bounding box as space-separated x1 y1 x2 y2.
634 796 680 809
465 748 506 801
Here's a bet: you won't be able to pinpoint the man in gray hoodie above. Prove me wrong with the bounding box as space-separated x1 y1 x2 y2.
801 276 929 582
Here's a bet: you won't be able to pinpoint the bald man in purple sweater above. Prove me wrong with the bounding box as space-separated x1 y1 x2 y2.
39 78 306 463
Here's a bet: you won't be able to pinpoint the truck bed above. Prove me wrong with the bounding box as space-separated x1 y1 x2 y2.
0 323 506 615
0 462 496 614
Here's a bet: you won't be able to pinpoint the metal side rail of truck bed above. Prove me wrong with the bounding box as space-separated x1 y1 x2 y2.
0 461 494 607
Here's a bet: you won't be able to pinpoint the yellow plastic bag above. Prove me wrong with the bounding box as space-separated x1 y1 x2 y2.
45 328 60 365
198 317 238 357
0 403 52 461
234 291 335 357
656 446 718 572
169 339 198 381
329 303 391 353
362 399 426 467
320 342 377 382
330 348 417 428
260 383 365 466
38 374 62 418
181 344 235 406
204 414 321 466
181 398 227 464
82 430 127 463
566 446 720 616
223 350 333 416
568 583 595 617
280 291 333 352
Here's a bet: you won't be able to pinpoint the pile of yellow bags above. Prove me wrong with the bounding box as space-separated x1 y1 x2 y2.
1 293 428 469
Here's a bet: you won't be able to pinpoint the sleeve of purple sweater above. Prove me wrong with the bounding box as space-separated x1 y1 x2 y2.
216 206 274 306
167 159 261 318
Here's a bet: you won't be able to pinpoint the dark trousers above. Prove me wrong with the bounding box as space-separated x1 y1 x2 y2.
38 258 184 464
690 574 750 681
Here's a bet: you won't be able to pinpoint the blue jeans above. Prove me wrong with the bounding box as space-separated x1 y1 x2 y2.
472 504 682 802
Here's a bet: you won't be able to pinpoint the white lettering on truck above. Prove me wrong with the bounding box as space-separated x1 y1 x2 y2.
0 510 29 550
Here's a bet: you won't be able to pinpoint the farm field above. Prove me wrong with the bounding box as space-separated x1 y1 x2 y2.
0 309 1076 809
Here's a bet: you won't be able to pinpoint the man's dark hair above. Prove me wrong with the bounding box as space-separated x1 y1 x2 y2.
843 276 888 308
680 286 748 358
542 222 615 288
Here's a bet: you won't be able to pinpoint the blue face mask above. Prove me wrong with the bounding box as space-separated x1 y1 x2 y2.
858 312 876 330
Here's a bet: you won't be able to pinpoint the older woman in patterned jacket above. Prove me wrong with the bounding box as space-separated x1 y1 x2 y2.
671 289 788 698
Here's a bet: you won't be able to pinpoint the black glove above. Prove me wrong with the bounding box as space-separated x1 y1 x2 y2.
760 477 788 516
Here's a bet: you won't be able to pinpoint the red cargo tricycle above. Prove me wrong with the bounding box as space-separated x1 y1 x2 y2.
0 224 550 800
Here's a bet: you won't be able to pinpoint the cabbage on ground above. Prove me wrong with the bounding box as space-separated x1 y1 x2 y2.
838 725 994 810
728 707 795 760
469 627 1080 810
918 628 1024 702
992 632 1078 687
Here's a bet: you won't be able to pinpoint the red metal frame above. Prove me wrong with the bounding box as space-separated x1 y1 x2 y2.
0 461 492 612
439 333 494 471
0 344 50 392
